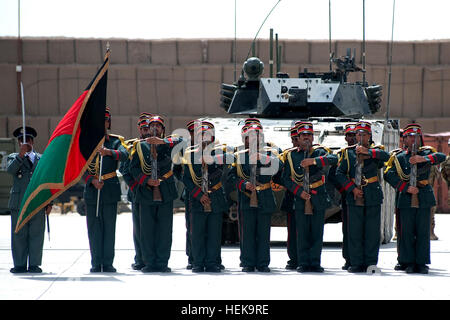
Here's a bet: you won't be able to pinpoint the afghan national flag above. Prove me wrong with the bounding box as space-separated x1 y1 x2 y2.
15 50 110 233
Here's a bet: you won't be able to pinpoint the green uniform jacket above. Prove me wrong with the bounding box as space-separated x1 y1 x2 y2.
7 152 41 211
229 146 282 214
384 147 446 208
281 145 337 212
182 144 232 214
335 145 389 207
130 137 184 205
83 135 128 205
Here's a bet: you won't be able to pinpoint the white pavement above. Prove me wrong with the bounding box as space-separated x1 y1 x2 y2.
1 211 450 300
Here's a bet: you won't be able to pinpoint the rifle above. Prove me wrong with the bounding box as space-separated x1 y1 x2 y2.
201 159 212 212
303 144 313 215
410 135 419 208
249 132 258 208
151 127 162 202
354 141 365 206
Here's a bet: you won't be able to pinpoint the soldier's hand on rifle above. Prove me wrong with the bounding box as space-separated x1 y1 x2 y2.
92 179 104 190
356 145 369 155
245 182 256 192
407 186 419 194
301 158 316 168
147 179 160 187
300 191 311 200
409 155 426 164
18 143 32 157
145 136 164 145
98 147 112 157
352 188 364 199
200 194 211 206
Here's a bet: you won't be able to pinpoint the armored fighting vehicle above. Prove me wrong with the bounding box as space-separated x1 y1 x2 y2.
207 46 399 244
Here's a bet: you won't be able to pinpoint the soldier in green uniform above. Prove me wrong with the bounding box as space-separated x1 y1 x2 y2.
336 121 390 273
83 107 128 273
328 123 357 270
384 123 446 274
7 126 52 273
280 122 302 270
173 119 197 270
118 113 152 270
282 122 337 273
129 115 184 273
182 121 232 272
230 121 282 272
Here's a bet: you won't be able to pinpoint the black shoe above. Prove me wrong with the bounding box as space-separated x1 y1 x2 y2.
415 264 429 274
296 266 310 273
141 266 156 273
405 265 416 274
28 266 42 273
90 266 102 273
102 265 117 273
348 265 366 273
285 263 298 270
219 264 225 270
342 261 351 270
159 266 171 273
242 266 255 272
186 263 193 270
192 266 205 273
10 266 27 274
205 266 221 273
310 266 324 273
132 263 145 270
257 266 271 273
394 263 407 271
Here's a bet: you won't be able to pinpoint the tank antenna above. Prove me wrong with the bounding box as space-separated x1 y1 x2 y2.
234 0 237 83
328 0 332 71
362 0 366 86
385 0 396 121
245 0 282 61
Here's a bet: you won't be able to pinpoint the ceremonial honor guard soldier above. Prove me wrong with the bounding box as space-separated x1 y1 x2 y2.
173 119 197 270
129 115 184 273
384 123 446 274
118 112 152 270
230 121 282 272
280 122 301 270
335 121 389 273
328 123 357 270
83 107 128 273
182 121 232 272
7 126 52 273
281 122 337 273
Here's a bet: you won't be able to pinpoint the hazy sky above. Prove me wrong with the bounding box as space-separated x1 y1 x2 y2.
0 0 449 41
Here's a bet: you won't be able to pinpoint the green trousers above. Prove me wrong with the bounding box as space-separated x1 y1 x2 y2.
295 206 325 268
190 210 222 269
239 208 272 268
10 209 45 268
398 207 431 265
140 202 173 269
347 204 381 267
131 202 143 265
86 203 118 267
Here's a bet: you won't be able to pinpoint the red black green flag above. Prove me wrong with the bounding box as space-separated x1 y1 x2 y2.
15 50 110 233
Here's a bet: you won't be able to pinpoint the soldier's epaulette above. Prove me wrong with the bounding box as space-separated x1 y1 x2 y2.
312 144 332 154
108 133 125 142
419 146 437 153
371 144 385 150
389 148 403 155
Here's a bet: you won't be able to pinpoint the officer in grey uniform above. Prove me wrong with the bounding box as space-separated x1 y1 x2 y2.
7 126 52 273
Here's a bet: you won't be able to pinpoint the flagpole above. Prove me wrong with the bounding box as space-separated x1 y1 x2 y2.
95 154 103 218
20 82 26 144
